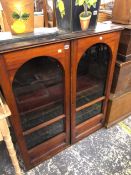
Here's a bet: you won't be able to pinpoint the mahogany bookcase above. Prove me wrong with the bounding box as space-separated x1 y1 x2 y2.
0 24 122 169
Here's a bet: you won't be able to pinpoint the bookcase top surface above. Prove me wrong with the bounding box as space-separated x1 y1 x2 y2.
0 22 123 54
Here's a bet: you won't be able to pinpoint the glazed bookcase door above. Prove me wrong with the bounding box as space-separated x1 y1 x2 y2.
71 33 120 143
3 42 70 169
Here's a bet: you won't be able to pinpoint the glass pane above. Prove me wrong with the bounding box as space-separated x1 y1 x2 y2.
76 102 103 125
12 57 64 131
76 44 110 108
21 102 63 131
25 119 65 149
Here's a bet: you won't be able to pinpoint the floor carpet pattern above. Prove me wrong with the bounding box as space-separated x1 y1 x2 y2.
0 116 131 175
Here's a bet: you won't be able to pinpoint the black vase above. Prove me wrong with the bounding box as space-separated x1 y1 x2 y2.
54 0 101 32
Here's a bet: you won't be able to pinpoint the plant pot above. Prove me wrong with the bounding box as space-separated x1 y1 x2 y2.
54 0 101 32
79 11 92 31
1 0 34 35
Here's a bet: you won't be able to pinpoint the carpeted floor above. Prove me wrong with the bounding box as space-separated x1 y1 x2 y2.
0 116 131 175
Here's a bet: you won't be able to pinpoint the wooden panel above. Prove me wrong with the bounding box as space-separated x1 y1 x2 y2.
76 123 103 143
118 28 131 61
31 142 68 168
76 114 103 136
29 133 66 162
3 42 67 72
106 92 131 127
76 32 120 62
111 60 131 95
5 41 69 83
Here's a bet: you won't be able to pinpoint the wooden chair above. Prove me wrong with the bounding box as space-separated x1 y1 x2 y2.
0 91 22 175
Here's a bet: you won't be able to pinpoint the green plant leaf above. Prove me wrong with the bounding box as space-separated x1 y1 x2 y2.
93 4 96 8
75 0 79 5
76 0 97 8
21 13 30 20
78 0 85 6
56 0 65 18
12 12 20 20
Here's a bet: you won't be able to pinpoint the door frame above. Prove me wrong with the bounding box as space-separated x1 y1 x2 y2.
0 41 71 169
71 32 121 143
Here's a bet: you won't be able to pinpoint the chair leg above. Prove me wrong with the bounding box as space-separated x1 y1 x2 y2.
0 119 22 175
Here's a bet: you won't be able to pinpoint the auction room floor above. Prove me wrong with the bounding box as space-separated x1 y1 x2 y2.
0 116 131 175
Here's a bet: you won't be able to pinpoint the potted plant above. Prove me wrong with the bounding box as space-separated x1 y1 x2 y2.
1 0 34 35
75 0 97 31
54 0 101 32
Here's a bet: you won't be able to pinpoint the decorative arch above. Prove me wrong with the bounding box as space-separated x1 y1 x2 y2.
77 42 113 66
11 56 65 83
12 55 65 117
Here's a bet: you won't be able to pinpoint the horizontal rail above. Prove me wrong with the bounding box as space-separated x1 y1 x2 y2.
76 96 105 112
23 114 65 136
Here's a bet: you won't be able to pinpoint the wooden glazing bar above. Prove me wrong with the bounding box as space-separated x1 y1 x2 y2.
23 114 65 136
76 96 105 112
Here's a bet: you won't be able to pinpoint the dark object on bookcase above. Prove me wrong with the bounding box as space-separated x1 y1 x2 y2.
54 0 101 32
117 28 131 62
